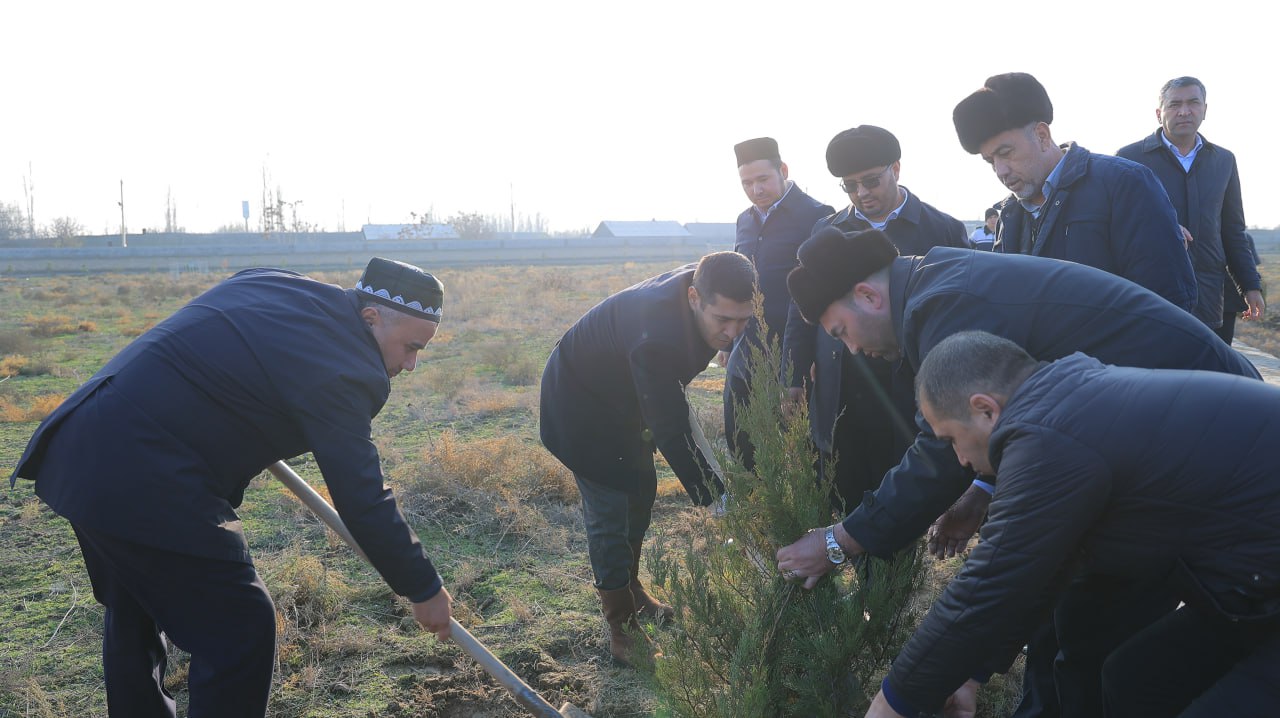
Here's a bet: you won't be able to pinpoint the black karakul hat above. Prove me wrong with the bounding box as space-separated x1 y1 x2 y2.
826 125 901 177
356 257 444 322
734 137 781 166
786 227 899 324
953 72 1054 154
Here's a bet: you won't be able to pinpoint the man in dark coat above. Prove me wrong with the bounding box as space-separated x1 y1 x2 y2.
773 229 1260 717
865 331 1280 718
781 125 969 509
540 251 756 665
726 136 833 469
1117 76 1265 335
952 72 1197 313
9 258 451 718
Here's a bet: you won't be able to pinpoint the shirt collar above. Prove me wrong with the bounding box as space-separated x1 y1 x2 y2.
1159 129 1203 172
1018 150 1067 217
854 187 910 229
752 180 795 223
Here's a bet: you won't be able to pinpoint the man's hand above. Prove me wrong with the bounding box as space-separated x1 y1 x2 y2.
943 680 980 718
865 690 908 717
715 350 730 368
413 587 453 641
1244 289 1266 321
926 483 991 559
1179 225 1194 250
776 523 862 590
781 386 805 420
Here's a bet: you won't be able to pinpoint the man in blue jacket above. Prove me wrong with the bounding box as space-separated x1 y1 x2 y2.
540 251 756 665
781 125 969 509
774 228 1259 717
865 331 1280 718
726 137 833 469
10 257 452 718
1117 76 1265 336
952 72 1197 313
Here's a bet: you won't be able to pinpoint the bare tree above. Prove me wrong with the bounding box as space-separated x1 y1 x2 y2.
164 186 182 233
0 202 27 241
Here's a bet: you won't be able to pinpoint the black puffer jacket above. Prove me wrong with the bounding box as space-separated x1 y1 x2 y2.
887 354 1280 712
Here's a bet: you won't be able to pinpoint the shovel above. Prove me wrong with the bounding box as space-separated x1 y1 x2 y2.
267 460 593 718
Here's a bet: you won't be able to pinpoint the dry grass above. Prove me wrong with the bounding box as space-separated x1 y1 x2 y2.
394 431 578 552
0 394 65 422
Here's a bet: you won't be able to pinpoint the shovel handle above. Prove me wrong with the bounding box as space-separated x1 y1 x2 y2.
267 461 565 718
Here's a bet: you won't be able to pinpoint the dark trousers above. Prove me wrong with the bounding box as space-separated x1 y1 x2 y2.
1216 310 1237 345
823 353 913 513
1102 604 1280 717
73 525 277 718
1013 572 1180 718
575 467 656 591
723 373 756 471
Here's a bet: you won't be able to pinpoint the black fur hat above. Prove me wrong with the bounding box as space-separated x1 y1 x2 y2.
953 72 1054 154
786 227 899 324
825 125 901 177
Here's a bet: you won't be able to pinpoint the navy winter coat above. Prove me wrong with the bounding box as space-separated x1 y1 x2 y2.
10 268 442 601
782 189 969 452
994 142 1197 313
1117 130 1260 327
539 265 723 505
841 248 1259 557
728 184 832 382
888 354 1280 712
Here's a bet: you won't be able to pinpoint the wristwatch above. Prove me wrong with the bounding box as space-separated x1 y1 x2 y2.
824 525 847 565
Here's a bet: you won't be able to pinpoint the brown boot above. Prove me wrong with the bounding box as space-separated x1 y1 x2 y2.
598 586 653 666
628 540 675 626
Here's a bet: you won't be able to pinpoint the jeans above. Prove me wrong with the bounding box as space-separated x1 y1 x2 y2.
575 465 657 591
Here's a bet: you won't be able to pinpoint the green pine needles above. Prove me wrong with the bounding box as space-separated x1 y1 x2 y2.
649 323 926 717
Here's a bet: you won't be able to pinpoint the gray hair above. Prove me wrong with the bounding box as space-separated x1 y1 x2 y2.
915 331 1039 420
1160 76 1207 105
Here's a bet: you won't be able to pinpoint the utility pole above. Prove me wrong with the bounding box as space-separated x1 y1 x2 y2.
23 162 34 239
510 182 515 234
118 179 127 248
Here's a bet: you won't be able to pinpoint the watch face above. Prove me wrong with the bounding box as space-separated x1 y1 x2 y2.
827 546 846 564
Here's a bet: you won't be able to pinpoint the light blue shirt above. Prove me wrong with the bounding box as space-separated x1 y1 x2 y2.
854 187 910 229
1160 130 1203 172
751 180 796 224
1019 150 1068 219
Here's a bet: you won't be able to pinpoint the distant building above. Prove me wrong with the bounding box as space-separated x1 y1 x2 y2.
591 220 690 239
362 223 459 241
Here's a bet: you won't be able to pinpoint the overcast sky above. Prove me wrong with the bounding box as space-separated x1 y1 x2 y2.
2 0 1275 235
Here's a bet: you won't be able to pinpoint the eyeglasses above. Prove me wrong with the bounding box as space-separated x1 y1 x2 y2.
839 164 895 193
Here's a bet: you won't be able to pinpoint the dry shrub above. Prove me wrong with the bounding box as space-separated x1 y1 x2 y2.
77 320 97 333
397 431 577 549
25 314 80 337
1 353 28 377
266 551 352 630
28 394 65 420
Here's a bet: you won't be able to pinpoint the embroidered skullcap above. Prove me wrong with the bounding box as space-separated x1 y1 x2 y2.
355 257 444 322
